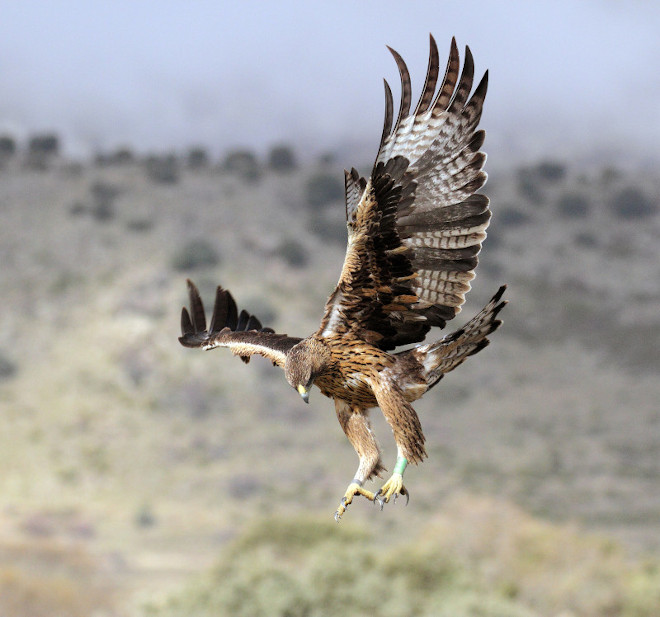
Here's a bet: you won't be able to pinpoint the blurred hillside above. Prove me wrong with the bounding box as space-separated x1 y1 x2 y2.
0 140 659 615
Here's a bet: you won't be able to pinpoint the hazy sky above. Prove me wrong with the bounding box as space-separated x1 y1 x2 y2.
0 1 658 166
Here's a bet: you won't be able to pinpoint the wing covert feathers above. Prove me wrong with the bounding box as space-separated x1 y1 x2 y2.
180 280 301 367
333 35 491 350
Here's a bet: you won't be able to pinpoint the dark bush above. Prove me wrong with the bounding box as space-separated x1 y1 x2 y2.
187 147 209 170
305 172 343 209
69 202 87 217
557 193 590 218
28 133 60 157
516 167 544 204
172 239 221 271
0 135 17 157
90 181 120 222
275 239 309 268
135 504 157 529
145 155 180 184
109 147 135 165
575 231 598 248
126 218 155 233
223 149 261 182
307 209 347 244
535 160 566 182
0 350 17 380
499 207 530 227
268 145 297 173
610 187 657 219
601 166 622 185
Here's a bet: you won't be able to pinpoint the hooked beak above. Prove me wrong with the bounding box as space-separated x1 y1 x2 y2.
297 384 310 404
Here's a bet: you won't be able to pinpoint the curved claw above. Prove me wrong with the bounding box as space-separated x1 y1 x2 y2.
393 487 410 506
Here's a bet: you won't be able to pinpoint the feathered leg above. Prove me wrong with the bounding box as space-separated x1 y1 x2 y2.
370 375 427 508
333 399 385 520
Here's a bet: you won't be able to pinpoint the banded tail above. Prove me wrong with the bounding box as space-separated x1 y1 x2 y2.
414 285 506 389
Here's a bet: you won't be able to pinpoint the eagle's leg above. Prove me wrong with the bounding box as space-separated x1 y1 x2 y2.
375 448 409 509
334 400 384 521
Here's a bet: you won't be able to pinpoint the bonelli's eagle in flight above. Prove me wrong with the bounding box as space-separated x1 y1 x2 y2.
180 35 506 520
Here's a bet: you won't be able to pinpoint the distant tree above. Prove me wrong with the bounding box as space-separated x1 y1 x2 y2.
535 160 566 182
275 238 309 268
557 193 590 218
574 231 598 248
268 144 297 173
516 167 545 204
145 154 180 184
187 147 209 170
305 172 343 209
109 147 135 165
172 239 221 271
0 135 17 157
222 149 261 182
89 181 120 222
28 133 60 157
499 207 530 227
0 350 17 380
610 187 657 219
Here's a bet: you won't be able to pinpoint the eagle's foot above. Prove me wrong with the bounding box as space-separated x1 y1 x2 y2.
334 481 376 521
374 473 409 509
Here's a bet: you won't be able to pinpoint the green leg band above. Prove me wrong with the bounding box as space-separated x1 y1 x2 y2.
393 456 408 475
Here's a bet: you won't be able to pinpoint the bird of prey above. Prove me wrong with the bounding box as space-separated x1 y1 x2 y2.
179 35 506 520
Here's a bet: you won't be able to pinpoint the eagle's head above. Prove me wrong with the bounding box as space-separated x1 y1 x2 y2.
284 338 331 404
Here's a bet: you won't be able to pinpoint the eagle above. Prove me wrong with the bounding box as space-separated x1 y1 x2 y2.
179 35 506 520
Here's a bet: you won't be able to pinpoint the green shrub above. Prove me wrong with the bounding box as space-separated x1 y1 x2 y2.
0 135 17 157
275 238 309 268
268 145 297 173
610 187 657 219
534 160 566 182
223 150 261 182
557 193 590 218
187 147 209 170
145 155 180 184
90 181 120 222
305 172 343 209
28 133 59 157
172 239 221 271
499 207 530 227
516 168 544 204
0 350 17 380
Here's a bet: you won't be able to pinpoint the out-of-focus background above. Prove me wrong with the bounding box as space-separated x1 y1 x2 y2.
1 1 659 615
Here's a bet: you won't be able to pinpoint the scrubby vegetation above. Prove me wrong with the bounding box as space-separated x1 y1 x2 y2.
147 500 660 617
1 149 659 615
171 238 221 271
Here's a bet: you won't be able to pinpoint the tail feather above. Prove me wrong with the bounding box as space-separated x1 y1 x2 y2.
417 285 506 389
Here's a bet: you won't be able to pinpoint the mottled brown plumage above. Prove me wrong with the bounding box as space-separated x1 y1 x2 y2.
179 35 506 519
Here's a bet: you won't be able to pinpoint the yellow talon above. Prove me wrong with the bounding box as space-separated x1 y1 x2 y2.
334 482 376 521
375 473 408 507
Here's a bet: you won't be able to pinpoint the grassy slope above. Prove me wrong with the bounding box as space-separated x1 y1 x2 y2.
0 157 658 614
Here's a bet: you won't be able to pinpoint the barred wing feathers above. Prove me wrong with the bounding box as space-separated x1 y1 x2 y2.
321 36 490 350
180 280 301 367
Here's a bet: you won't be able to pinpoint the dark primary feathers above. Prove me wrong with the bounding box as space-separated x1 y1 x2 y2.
180 280 301 367
320 35 490 351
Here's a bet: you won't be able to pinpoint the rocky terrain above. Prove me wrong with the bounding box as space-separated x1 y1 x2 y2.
0 144 658 615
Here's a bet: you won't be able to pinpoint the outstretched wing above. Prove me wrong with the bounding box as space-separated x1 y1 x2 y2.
179 279 302 368
320 36 490 350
